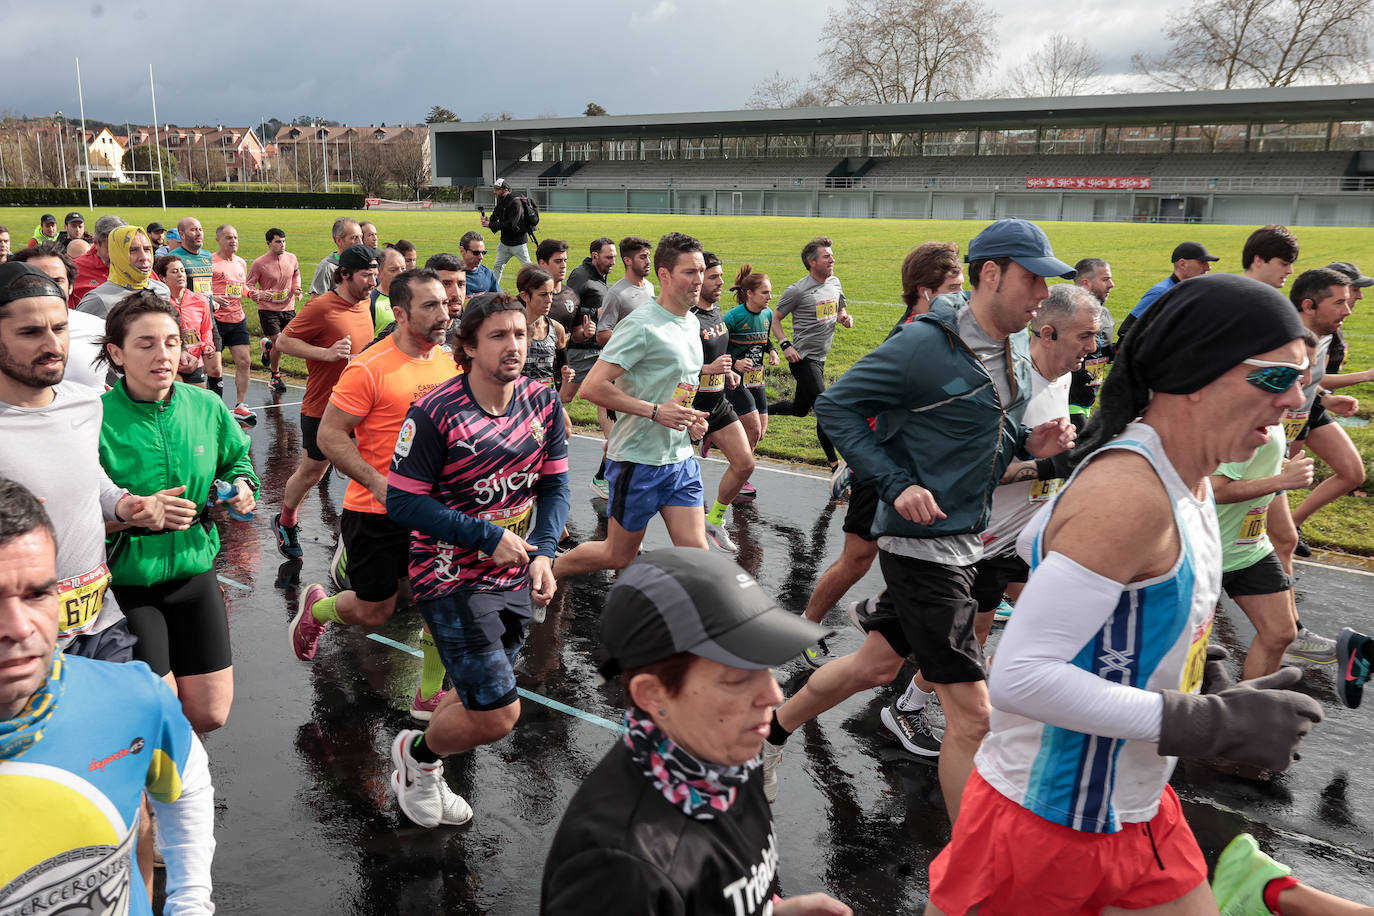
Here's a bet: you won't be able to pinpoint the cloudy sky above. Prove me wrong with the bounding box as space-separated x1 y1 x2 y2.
7 0 1171 128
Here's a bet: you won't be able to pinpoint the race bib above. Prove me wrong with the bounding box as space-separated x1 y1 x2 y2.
672 382 698 405
1084 356 1111 385
699 372 725 392
742 368 764 387
1281 408 1309 442
192 277 212 295
815 298 838 322
537 376 555 389
480 501 534 542
57 564 110 635
1237 503 1269 546
1029 479 1061 504
1180 616 1215 694
270 289 290 302
225 282 243 298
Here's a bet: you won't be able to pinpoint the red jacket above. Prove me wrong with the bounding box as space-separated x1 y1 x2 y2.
70 247 108 308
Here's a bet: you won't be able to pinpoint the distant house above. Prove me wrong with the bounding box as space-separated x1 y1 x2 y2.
274 124 430 183
152 125 270 183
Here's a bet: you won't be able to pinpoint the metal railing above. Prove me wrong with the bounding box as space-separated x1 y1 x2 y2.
532 173 1374 193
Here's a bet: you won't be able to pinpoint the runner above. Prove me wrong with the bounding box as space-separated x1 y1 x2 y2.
563 237 617 498
96 291 259 734
384 294 570 828
272 245 379 560
796 241 964 668
515 265 573 395
9 243 106 391
690 252 755 553
925 273 1324 916
246 227 301 393
878 283 1098 757
369 246 407 336
209 224 257 424
0 477 215 916
74 225 170 318
768 236 854 474
155 254 214 388
722 264 779 475
308 217 363 296
168 217 224 399
553 232 712 581
763 219 1076 819
290 269 458 722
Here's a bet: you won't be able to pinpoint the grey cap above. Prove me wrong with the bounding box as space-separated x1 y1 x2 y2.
1326 261 1373 288
597 548 828 678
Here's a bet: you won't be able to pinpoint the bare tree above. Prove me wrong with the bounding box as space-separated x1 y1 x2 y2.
746 71 829 109
1134 0 1373 89
1003 34 1104 97
386 134 430 200
352 139 391 198
814 0 995 104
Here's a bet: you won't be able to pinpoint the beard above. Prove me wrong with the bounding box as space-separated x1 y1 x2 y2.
0 340 64 389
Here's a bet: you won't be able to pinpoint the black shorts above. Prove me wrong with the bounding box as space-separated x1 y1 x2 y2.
211 321 223 351
215 317 250 349
842 480 880 542
260 310 294 338
340 509 410 602
1295 400 1334 441
695 391 739 435
63 617 138 663
868 550 985 684
300 414 326 462
970 551 1030 613
179 367 207 384
114 569 231 677
725 383 765 417
1221 551 1294 598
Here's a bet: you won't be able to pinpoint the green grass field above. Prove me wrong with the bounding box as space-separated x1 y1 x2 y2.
8 205 1374 551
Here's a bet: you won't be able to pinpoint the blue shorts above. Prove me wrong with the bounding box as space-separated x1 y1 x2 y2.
605 457 704 532
418 588 530 711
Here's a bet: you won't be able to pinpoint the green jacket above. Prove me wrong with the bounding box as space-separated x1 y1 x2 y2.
99 380 259 586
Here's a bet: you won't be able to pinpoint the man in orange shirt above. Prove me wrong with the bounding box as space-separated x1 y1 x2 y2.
247 227 302 392
272 245 379 560
291 269 458 717
211 224 255 424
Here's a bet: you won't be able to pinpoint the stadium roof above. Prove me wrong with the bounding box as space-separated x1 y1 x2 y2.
433 84 1374 140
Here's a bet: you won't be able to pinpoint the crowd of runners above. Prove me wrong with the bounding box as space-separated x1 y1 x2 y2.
1 200 1373 915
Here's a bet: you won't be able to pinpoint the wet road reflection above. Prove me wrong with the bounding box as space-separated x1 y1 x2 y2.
206 381 1373 914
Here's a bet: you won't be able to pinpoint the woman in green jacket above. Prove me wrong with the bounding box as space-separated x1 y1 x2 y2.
97 291 259 733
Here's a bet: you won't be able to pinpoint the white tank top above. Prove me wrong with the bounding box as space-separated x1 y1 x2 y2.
976 421 1221 833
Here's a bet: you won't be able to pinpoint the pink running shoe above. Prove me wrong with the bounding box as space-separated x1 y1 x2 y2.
411 687 450 722
289 584 329 661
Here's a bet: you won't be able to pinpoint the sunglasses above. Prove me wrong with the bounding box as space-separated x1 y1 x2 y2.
1242 356 1309 393
467 248 487 257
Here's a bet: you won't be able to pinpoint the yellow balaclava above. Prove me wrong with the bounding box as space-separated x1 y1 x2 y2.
106 226 152 290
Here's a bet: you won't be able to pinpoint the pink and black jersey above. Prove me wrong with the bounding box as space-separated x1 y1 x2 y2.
388 375 569 597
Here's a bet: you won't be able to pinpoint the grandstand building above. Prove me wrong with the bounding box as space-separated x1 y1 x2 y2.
430 84 1374 227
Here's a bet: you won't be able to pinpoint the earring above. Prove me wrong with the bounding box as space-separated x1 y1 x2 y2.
657 708 667 717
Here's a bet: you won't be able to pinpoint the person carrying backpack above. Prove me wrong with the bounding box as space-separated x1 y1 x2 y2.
482 178 537 286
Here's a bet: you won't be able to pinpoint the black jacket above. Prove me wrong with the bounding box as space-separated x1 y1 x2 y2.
488 194 528 247
565 258 610 350
541 742 780 915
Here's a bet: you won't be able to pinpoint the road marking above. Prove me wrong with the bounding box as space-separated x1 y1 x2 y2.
217 575 251 590
1295 557 1374 578
365 632 624 733
250 401 303 412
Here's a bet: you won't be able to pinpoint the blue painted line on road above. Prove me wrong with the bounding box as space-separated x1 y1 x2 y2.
365 632 624 733
217 575 251 590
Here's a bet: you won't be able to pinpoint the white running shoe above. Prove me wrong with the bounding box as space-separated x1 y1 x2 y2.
828 460 851 500
706 520 738 552
389 729 473 828
1283 626 1337 665
761 739 784 804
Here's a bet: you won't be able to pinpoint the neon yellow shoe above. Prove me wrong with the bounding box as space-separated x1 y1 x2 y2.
1211 833 1291 916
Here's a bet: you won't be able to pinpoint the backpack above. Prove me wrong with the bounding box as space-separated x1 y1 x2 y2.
516 195 540 232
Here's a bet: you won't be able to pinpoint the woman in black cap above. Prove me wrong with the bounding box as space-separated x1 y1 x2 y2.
541 548 850 916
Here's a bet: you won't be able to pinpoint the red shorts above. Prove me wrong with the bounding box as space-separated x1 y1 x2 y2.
929 769 1208 915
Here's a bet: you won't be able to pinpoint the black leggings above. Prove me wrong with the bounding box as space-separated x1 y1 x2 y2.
114 569 232 677
768 355 837 464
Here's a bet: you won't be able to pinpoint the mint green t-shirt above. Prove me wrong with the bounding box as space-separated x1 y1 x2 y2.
599 301 704 466
1214 424 1285 572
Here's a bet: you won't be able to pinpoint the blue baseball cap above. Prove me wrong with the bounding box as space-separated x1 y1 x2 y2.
965 219 1075 280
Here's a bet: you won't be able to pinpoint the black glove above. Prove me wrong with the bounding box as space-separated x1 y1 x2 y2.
1157 666 1323 772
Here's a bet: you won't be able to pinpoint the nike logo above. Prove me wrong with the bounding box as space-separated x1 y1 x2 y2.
71 415 92 429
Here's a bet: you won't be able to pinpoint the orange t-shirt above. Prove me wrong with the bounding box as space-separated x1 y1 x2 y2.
282 291 375 418
211 252 248 324
329 335 459 513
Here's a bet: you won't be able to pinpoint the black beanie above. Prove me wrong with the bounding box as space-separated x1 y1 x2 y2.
1077 273 1307 460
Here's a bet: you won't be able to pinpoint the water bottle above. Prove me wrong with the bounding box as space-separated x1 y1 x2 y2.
213 479 253 521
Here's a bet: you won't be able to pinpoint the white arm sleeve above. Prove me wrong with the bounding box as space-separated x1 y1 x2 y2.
151 734 216 915
988 551 1164 742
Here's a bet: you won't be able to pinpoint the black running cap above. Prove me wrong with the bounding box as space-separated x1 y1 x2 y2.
0 262 64 306
1171 241 1219 262
337 244 378 271
597 548 829 679
1326 261 1373 288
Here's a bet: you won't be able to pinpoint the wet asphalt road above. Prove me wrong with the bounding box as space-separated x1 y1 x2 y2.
197 378 1373 915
